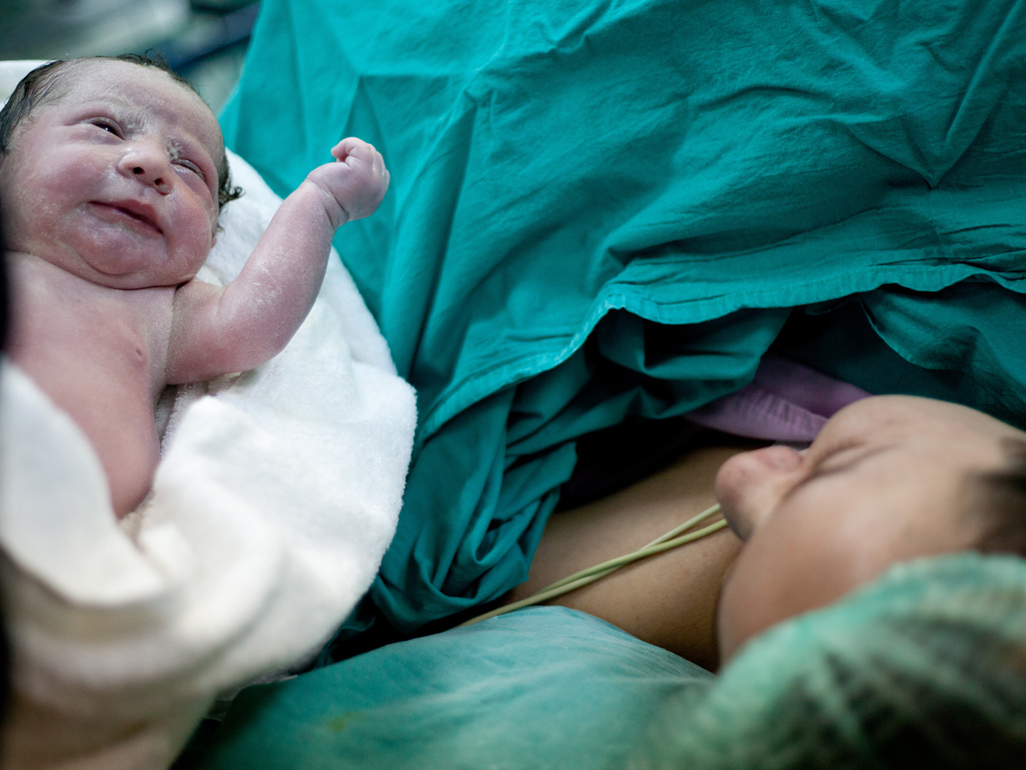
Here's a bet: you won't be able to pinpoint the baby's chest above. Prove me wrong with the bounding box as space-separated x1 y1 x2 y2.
13 282 175 394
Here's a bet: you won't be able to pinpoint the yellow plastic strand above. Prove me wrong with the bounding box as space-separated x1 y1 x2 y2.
460 504 726 627
538 503 722 593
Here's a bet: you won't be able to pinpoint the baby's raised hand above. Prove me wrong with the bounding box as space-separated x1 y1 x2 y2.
306 138 390 227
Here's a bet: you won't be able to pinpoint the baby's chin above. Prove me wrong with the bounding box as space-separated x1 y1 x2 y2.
38 247 203 290
79 241 211 287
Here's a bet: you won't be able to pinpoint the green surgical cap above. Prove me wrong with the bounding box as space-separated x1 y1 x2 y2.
641 552 1026 769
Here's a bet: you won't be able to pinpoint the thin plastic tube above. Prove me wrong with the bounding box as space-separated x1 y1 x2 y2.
539 503 722 592
460 504 726 627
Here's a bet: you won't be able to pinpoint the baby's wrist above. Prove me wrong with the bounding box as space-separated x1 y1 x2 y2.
297 178 349 230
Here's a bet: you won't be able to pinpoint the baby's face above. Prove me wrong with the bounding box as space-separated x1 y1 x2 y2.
0 60 223 289
714 395 1022 661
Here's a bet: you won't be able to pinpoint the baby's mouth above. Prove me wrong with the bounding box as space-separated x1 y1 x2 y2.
91 201 163 234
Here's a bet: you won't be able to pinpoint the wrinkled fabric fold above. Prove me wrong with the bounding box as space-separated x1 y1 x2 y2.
224 0 1026 634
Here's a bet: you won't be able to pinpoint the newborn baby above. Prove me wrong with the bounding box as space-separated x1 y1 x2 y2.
0 55 389 516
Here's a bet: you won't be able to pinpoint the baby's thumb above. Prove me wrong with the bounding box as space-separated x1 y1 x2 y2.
331 137 366 163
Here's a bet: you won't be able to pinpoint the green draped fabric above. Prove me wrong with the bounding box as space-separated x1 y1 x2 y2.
221 0 1026 633
183 554 1026 768
183 608 712 769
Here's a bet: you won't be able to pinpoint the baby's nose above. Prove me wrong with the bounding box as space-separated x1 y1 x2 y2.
118 145 172 194
131 164 171 194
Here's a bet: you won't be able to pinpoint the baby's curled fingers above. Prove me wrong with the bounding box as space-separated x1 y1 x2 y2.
313 137 389 222
331 137 382 169
331 138 387 189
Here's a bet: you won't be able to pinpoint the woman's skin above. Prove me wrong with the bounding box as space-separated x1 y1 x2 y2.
510 441 754 671
517 395 1025 670
715 395 1024 661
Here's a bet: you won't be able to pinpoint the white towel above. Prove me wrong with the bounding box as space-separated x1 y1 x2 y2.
0 61 416 769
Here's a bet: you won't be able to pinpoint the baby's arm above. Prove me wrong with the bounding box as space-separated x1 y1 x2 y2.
165 138 388 384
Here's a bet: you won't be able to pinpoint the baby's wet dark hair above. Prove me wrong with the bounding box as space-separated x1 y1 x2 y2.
0 54 243 210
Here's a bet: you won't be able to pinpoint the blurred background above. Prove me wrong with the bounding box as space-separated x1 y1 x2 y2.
0 0 256 113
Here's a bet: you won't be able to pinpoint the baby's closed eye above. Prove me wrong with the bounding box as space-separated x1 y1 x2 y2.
173 159 203 178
